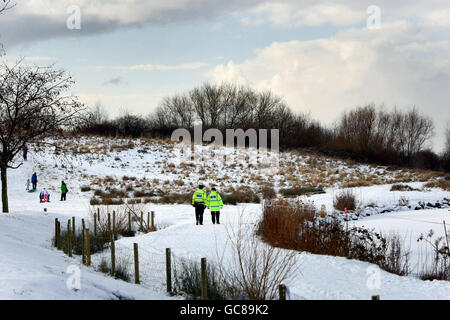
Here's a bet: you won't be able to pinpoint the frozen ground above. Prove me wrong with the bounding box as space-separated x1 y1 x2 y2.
0 137 449 300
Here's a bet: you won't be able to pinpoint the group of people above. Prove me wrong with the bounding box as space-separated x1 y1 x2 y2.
25 172 38 190
192 185 223 225
25 173 69 203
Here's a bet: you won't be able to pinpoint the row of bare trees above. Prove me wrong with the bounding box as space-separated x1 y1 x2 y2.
335 105 435 165
149 83 331 148
151 83 291 131
77 82 447 171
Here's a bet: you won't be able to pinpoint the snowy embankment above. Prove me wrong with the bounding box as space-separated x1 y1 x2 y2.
0 136 449 299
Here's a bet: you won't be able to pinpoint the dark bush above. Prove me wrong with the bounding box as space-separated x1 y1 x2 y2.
173 259 237 300
261 186 277 200
222 190 260 205
97 258 131 282
333 189 357 211
280 187 325 197
54 227 109 255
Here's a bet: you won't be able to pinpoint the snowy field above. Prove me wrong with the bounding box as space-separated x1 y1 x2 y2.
0 137 449 300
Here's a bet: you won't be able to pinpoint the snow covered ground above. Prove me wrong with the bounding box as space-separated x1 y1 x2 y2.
0 137 449 300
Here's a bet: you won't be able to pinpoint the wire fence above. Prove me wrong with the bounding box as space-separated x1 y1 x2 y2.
52 213 384 300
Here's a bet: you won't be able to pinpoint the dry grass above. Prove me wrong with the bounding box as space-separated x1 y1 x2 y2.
424 177 450 191
333 189 357 211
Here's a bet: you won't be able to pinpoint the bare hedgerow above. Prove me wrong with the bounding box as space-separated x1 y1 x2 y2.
257 199 411 277
216 214 299 300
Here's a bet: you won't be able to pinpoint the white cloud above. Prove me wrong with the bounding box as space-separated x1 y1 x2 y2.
241 2 364 27
207 22 450 150
90 62 209 72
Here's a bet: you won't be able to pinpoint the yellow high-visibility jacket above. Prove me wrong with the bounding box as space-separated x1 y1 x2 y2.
192 189 207 205
207 191 223 212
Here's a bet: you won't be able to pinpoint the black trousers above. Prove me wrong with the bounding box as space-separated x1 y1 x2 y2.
211 211 220 224
61 193 67 201
32 182 37 190
194 204 205 225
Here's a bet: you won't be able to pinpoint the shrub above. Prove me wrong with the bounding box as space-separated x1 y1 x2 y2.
333 189 357 211
173 259 235 300
390 184 418 191
90 206 137 238
222 219 299 300
418 230 449 281
97 257 131 282
280 187 325 197
133 190 154 198
379 233 410 276
257 199 316 249
94 189 127 199
54 227 108 255
222 190 260 205
257 199 411 276
155 193 192 204
90 197 125 206
424 178 450 191
80 186 91 192
261 186 277 200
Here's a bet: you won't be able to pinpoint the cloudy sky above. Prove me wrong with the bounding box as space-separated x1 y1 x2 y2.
1 0 449 150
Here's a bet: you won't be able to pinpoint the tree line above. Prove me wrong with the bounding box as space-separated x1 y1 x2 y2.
76 83 450 172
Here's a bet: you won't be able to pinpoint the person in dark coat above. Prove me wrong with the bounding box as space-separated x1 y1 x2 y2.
23 145 28 161
192 185 207 225
60 181 68 201
31 173 38 190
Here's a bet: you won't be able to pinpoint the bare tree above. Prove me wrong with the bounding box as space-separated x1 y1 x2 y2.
0 61 83 213
397 107 434 162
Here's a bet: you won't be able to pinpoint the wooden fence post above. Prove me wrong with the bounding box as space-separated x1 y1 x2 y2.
110 220 115 277
81 219 86 265
279 284 287 300
54 218 59 248
107 213 111 237
85 229 91 266
151 211 155 230
128 211 132 233
166 248 172 293
72 216 76 238
140 211 143 232
134 243 140 284
67 220 72 257
201 257 207 300
112 211 116 238
94 211 97 237
57 220 61 251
